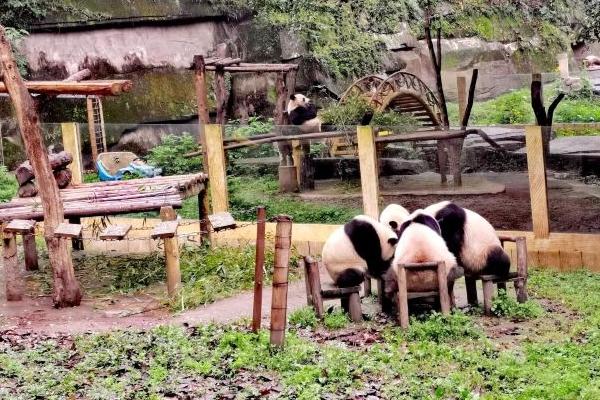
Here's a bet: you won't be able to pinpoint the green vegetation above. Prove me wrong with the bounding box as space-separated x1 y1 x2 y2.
320 94 419 129
146 134 202 176
0 166 17 202
228 176 360 224
323 309 350 330
288 306 319 329
491 289 544 320
4 269 600 398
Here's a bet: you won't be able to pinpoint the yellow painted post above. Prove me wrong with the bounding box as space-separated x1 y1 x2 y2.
357 125 379 218
525 126 550 238
61 122 83 184
205 124 229 213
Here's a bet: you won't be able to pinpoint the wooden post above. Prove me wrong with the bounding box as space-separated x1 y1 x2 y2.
457 76 467 123
159 206 181 298
396 264 409 329
198 188 212 243
363 276 372 296
270 215 293 347
357 125 379 218
0 26 82 307
292 139 314 191
23 232 38 271
302 258 313 306
86 97 98 169
252 206 267 333
3 232 22 301
525 126 550 238
516 237 528 302
465 276 478 306
306 256 324 318
482 280 494 316
215 68 227 124
61 122 83 184
436 261 451 314
205 124 229 213
69 216 84 250
193 55 211 176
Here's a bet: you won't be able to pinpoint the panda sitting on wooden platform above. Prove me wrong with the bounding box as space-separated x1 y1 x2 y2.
276 94 322 166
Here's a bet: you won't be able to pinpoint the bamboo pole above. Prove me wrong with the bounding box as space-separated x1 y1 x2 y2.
252 206 267 333
357 125 379 218
0 26 82 307
270 215 293 348
61 123 83 184
160 206 182 298
205 124 229 213
525 126 550 238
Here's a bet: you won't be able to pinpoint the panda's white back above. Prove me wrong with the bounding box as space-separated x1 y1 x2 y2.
461 208 502 269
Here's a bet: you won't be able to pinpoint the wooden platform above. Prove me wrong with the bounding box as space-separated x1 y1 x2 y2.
0 173 207 222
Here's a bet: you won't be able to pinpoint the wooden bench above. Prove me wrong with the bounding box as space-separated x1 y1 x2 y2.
464 235 528 316
302 256 362 322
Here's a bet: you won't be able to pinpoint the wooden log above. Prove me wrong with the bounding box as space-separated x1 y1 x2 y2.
205 64 298 72
396 263 409 329
482 280 494 316
15 151 73 185
357 126 379 218
348 292 363 322
252 206 267 333
198 189 212 243
0 80 133 96
3 232 22 301
54 169 72 188
437 140 448 184
205 125 229 213
270 215 293 347
465 276 478 306
302 258 313 306
0 26 82 307
17 182 37 198
516 237 528 302
436 261 451 314
215 67 227 124
159 206 181 298
64 69 91 82
525 126 550 238
306 256 324 318
193 55 210 177
61 123 83 184
23 232 38 271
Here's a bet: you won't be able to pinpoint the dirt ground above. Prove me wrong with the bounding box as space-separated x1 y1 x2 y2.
307 172 600 233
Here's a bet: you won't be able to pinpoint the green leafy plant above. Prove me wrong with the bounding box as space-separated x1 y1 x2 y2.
0 166 17 202
323 309 349 329
404 311 482 343
491 289 544 320
289 307 319 329
146 134 202 176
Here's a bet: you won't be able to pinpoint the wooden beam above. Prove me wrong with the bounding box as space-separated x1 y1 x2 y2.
158 206 181 298
0 80 132 96
525 126 550 239
205 64 298 73
357 126 379 219
61 123 83 184
0 26 82 307
205 124 229 213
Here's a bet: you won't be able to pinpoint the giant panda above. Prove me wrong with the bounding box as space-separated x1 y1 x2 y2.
276 94 322 166
383 210 461 298
380 203 410 236
322 215 398 287
423 201 510 276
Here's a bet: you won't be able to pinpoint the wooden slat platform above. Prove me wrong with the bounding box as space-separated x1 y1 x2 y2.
151 221 179 239
3 219 35 234
54 223 82 238
99 225 132 240
0 173 207 222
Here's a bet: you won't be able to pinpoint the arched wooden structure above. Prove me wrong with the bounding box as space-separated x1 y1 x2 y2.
339 75 386 103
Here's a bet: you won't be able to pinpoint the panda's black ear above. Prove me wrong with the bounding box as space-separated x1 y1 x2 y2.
290 94 296 100
388 237 399 246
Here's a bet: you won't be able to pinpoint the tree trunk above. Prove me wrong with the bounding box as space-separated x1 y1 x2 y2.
0 25 82 307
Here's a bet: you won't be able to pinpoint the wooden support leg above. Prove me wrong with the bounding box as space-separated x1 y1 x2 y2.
448 138 464 186
69 217 84 251
341 296 350 313
465 276 478 306
516 237 528 303
23 232 39 271
497 282 507 292
396 264 409 329
302 258 313 306
348 292 363 322
306 257 324 318
482 280 494 316
377 278 384 306
437 140 448 184
3 232 23 301
363 276 372 297
198 189 212 244
437 261 451 315
160 207 181 298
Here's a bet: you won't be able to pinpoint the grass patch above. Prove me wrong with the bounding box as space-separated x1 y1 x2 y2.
0 166 17 202
323 309 350 330
228 176 360 224
289 306 319 329
8 269 600 398
491 289 544 320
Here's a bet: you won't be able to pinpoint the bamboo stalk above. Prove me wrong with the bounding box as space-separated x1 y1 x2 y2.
270 215 293 348
252 206 267 333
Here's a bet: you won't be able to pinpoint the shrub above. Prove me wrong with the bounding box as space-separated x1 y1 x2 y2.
289 307 319 329
146 133 202 176
491 289 544 320
0 166 17 202
320 95 373 127
404 312 482 343
323 309 350 329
